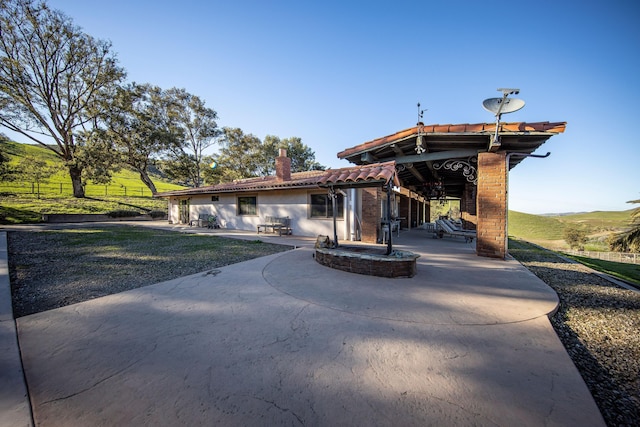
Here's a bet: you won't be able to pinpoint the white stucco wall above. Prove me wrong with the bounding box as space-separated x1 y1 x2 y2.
168 189 350 239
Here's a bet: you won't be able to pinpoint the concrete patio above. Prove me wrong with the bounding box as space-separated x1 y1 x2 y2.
1 223 605 426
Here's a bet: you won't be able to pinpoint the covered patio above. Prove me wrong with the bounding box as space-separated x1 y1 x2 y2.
337 120 567 258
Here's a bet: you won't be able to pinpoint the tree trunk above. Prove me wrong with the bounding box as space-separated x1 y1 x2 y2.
138 169 158 195
69 165 85 198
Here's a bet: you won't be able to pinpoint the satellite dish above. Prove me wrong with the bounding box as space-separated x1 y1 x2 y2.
482 97 525 115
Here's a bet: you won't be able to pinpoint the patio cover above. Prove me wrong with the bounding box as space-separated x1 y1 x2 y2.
337 121 566 199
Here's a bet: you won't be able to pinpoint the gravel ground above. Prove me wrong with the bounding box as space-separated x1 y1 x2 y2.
7 229 640 426
509 240 640 427
7 227 291 317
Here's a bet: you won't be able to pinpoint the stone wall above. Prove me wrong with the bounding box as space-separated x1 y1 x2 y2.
315 248 418 278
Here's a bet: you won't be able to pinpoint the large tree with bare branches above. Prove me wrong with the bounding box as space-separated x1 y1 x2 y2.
0 0 125 197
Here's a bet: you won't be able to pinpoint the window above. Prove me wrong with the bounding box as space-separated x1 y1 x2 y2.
237 196 257 216
310 193 344 218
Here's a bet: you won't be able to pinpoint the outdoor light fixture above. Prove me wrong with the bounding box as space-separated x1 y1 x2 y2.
424 179 446 203
482 88 525 152
415 102 426 154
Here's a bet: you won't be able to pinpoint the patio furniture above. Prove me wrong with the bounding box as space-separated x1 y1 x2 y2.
434 219 476 243
190 214 218 228
257 216 292 236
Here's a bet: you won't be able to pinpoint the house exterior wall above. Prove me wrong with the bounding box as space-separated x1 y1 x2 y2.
476 152 507 258
399 194 409 230
169 189 347 238
168 199 179 224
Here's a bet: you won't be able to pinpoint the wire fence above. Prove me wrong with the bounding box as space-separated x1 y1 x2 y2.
563 249 640 265
0 181 155 197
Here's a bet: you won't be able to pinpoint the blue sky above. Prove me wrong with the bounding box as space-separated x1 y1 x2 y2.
14 0 640 214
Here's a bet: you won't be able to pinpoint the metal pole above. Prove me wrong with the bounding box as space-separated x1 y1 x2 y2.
386 184 393 255
330 187 338 247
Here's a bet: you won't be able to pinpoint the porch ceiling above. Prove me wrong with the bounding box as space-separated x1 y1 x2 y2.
337 121 566 199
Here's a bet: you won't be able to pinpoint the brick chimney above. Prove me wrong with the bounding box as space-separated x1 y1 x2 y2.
275 148 291 181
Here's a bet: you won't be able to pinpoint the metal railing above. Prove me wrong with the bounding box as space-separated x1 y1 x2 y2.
563 249 639 265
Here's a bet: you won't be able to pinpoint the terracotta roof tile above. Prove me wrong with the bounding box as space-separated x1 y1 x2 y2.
317 161 398 187
155 161 399 198
337 121 567 159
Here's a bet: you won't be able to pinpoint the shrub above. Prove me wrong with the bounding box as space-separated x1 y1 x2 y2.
149 210 167 219
564 225 587 250
106 209 141 218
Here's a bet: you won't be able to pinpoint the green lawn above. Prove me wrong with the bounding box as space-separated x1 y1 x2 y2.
1 141 183 224
562 254 640 286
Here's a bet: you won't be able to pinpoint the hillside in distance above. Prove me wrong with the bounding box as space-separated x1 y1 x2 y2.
0 141 186 223
508 209 634 250
1 140 184 194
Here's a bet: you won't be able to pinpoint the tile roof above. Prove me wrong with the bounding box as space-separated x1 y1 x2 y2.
155 161 398 198
317 161 399 188
337 121 567 159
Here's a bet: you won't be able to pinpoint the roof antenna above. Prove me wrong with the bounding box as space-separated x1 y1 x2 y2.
416 103 427 154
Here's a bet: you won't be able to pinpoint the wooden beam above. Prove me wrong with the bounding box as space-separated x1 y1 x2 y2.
382 149 480 164
391 144 426 183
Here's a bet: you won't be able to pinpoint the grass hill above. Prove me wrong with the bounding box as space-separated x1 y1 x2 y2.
508 209 635 251
1 140 186 224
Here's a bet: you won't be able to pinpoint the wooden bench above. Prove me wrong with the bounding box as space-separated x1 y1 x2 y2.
257 216 292 236
190 214 218 228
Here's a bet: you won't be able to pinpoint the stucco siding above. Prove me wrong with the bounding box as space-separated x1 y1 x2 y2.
170 189 343 238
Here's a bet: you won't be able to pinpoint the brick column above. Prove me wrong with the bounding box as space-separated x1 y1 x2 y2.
361 188 380 243
476 152 507 258
461 182 477 230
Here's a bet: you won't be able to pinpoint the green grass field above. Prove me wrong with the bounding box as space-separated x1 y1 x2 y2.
508 209 634 251
1 141 184 223
563 254 640 286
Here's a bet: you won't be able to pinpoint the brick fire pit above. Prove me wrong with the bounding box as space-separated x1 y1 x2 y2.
314 245 419 278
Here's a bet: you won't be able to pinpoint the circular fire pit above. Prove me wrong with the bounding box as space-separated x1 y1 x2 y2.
314 245 419 278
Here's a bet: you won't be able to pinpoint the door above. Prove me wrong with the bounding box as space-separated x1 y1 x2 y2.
179 199 190 224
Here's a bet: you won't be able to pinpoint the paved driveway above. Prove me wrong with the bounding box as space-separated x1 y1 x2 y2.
13 226 605 426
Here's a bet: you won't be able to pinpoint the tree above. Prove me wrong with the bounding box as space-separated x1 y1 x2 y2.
163 88 220 187
260 135 324 175
0 0 125 197
90 83 179 194
564 224 588 250
16 153 58 198
0 133 15 181
202 129 325 185
206 127 263 184
608 199 640 253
